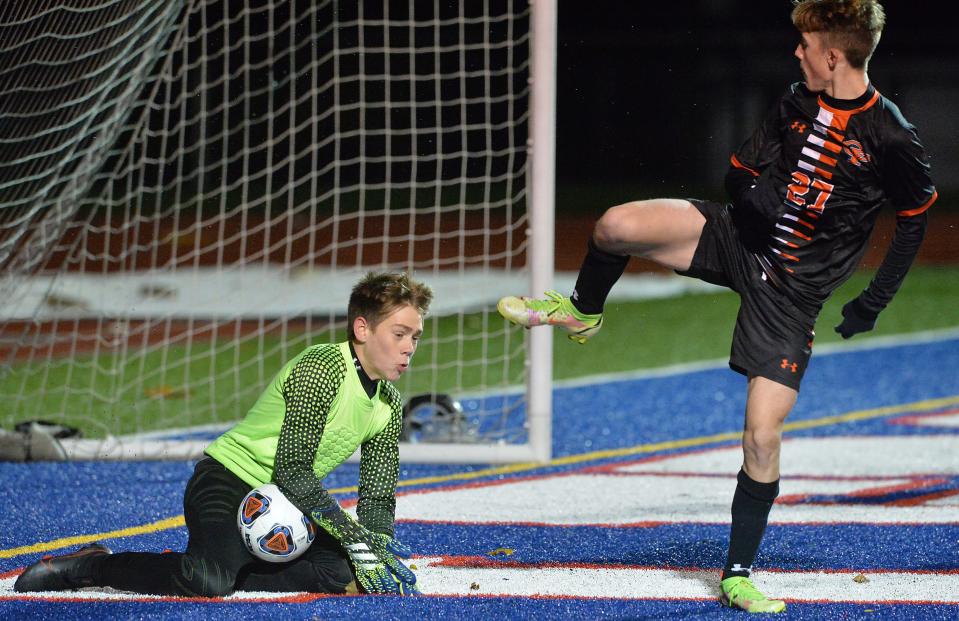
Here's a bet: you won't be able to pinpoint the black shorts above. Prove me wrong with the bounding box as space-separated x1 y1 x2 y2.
93 457 352 596
677 199 817 391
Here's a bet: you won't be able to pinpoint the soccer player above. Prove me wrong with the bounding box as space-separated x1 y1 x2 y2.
497 0 935 613
15 272 432 597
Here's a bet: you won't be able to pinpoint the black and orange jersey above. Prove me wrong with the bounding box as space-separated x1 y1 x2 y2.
726 82 936 312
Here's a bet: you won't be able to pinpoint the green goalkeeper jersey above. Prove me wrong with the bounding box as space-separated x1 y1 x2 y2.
206 341 404 535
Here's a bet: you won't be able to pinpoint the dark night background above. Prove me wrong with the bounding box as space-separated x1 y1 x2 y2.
5 1 954 272
554 1 957 217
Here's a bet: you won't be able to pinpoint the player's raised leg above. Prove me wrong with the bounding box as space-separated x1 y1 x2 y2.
590 198 707 271
720 376 794 613
497 199 705 342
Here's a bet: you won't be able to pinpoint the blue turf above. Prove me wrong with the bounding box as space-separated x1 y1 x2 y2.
3 334 958 619
551 335 959 457
392 521 959 571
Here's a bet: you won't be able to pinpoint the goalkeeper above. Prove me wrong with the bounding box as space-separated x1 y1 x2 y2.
16 271 432 597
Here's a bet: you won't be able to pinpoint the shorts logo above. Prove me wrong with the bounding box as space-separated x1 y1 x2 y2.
781 358 798 373
843 140 872 167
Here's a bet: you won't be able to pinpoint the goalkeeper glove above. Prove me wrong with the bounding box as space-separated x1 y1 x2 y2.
834 297 878 339
370 533 421 595
313 507 419 595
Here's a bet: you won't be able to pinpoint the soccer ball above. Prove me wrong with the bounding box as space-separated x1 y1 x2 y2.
237 483 316 562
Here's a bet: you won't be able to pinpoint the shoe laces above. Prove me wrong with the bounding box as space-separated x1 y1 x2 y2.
526 290 569 316
726 577 768 604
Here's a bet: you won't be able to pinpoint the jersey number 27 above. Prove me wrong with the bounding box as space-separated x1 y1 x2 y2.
786 171 834 213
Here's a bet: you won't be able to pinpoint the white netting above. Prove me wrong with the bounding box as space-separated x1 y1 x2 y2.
0 0 539 460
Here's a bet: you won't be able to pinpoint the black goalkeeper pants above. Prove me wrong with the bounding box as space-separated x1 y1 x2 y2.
91 457 353 597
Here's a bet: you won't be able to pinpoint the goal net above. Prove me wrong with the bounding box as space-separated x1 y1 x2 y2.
0 0 555 463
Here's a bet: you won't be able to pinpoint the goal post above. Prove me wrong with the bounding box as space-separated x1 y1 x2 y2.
527 0 557 465
0 0 556 464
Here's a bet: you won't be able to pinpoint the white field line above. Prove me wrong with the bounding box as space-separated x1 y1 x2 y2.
4 560 958 604
413 557 959 603
553 326 959 392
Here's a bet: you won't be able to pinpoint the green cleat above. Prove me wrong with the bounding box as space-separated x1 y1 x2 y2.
496 290 603 344
720 576 786 613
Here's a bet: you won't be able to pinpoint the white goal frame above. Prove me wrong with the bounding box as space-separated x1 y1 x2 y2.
0 0 557 465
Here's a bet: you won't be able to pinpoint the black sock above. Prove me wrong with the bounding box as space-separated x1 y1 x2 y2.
570 238 629 315
722 468 779 580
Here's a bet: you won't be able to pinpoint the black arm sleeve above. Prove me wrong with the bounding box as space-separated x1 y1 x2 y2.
272 347 345 515
356 382 404 536
725 161 758 206
725 91 786 229
856 212 928 318
880 116 936 218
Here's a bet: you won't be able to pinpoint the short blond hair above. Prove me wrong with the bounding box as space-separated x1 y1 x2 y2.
791 0 885 69
347 272 432 342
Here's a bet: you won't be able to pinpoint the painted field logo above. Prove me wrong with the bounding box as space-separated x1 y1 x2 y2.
843 140 871 167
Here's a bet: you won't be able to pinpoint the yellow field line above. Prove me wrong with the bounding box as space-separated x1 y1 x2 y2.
392 393 959 487
0 516 186 559
4 394 956 560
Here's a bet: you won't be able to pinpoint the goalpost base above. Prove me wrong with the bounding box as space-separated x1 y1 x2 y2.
0 431 550 465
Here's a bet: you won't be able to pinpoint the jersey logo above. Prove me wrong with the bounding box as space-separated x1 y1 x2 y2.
843 140 872 167
790 120 807 134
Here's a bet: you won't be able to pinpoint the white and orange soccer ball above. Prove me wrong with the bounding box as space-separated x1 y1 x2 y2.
237 483 316 562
